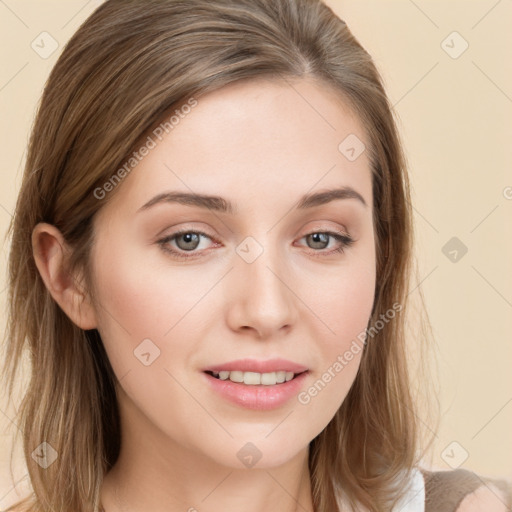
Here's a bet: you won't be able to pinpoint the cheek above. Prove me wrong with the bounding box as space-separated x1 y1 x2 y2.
93 256 166 355
332 236 376 342
329 269 375 343
90 243 213 434
293 286 374 436
90 236 228 381
304 252 376 350
298 254 376 409
90 239 183 366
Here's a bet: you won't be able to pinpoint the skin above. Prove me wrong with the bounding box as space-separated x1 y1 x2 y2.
32 77 376 512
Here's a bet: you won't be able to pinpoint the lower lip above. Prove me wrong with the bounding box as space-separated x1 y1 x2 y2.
203 371 308 410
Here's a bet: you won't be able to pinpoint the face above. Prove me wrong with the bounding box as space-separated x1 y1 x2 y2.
88 77 376 470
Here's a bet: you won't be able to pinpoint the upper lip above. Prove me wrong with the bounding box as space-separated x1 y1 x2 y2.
203 358 308 374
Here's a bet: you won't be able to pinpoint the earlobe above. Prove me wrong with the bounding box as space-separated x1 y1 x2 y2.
32 222 97 330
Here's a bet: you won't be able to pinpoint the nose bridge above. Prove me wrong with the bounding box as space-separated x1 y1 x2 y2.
231 233 297 334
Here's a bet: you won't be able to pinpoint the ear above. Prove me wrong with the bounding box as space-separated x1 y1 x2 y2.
32 222 97 330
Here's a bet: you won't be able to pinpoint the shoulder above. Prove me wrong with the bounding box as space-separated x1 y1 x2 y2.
419 467 512 512
456 483 510 511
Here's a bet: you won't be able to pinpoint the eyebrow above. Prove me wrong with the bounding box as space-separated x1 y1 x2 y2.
137 186 368 215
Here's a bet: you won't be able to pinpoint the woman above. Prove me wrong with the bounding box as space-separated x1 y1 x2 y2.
2 0 510 511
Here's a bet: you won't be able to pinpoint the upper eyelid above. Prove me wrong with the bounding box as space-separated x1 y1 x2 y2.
161 217 351 235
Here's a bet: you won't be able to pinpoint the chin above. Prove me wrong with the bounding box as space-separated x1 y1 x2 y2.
199 431 311 471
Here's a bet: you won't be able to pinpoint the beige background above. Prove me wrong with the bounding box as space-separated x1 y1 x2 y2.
1 0 511 508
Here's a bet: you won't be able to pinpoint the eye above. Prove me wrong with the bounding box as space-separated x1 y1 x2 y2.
298 231 354 257
157 229 217 259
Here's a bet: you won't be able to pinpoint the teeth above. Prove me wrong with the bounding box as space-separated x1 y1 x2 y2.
211 370 298 385
244 372 260 385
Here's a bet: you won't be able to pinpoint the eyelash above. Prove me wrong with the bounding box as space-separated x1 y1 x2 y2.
157 228 354 260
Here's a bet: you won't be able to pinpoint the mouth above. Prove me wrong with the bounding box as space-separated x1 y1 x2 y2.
202 367 310 410
204 369 308 386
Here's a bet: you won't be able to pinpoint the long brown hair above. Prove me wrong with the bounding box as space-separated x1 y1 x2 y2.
2 1 438 510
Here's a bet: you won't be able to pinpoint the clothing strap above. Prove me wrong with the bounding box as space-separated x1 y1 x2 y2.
420 468 512 512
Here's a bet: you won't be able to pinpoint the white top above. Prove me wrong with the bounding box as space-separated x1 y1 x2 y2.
391 467 425 512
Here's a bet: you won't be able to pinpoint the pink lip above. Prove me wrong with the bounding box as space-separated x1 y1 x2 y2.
203 358 308 374
203 370 309 410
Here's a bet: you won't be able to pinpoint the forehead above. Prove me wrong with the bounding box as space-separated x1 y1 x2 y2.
99 77 372 220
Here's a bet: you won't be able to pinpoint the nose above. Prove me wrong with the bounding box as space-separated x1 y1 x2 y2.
225 241 298 339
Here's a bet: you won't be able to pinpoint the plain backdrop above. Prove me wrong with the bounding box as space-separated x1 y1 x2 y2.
1 0 511 507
